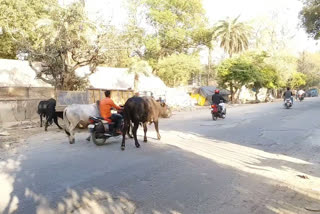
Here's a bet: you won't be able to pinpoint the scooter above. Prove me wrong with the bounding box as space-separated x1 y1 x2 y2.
211 101 226 120
284 98 293 109
88 108 124 146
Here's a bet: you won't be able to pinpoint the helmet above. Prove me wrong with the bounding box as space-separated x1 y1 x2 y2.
214 89 220 94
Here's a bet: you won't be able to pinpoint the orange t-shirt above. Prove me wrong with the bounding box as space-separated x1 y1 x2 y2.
100 97 121 120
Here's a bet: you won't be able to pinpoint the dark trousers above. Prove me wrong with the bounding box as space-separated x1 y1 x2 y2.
110 114 123 130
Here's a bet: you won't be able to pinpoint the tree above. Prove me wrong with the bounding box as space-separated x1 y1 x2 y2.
252 12 297 55
143 0 206 67
128 59 152 92
26 2 108 90
193 27 216 85
264 52 298 88
214 17 252 57
217 55 256 102
297 51 320 88
157 54 203 87
299 0 320 39
288 72 307 89
250 54 280 101
0 0 58 59
217 52 281 102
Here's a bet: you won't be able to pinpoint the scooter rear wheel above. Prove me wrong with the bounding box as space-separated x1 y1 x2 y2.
92 131 107 146
212 114 218 121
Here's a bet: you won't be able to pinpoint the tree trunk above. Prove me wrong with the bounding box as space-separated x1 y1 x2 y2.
207 48 212 86
235 87 241 103
230 82 234 103
255 89 259 103
134 73 139 93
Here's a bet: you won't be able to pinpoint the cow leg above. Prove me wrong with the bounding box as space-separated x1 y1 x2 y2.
121 120 129 150
69 125 76 144
143 122 148 142
127 122 133 138
40 115 43 127
45 119 49 131
54 115 63 129
132 122 140 148
154 120 161 140
86 135 91 141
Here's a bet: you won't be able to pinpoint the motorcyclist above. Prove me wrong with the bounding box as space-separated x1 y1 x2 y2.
297 89 305 97
100 90 123 134
212 89 226 112
283 87 293 103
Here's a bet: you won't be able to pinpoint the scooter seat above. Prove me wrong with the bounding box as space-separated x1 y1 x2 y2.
101 120 115 125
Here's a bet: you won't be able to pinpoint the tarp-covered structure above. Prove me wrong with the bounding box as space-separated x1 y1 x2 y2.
192 86 230 106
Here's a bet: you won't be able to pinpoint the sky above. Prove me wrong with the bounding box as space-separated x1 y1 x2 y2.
60 0 319 61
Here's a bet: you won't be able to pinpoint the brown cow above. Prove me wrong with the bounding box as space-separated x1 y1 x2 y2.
121 96 171 150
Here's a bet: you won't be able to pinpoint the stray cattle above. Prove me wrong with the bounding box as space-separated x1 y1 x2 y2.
37 98 63 131
121 96 172 150
63 102 132 144
63 103 99 144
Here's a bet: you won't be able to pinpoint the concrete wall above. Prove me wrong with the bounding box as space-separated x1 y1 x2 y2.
0 87 55 124
0 99 42 124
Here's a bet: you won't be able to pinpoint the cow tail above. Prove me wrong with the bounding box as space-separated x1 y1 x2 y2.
63 108 71 136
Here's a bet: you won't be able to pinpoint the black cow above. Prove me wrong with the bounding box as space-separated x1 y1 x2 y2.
37 98 63 131
121 96 171 150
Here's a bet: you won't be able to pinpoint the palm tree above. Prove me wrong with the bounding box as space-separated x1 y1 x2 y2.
214 17 252 57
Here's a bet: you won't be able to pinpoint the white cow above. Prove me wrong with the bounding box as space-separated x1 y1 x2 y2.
63 104 99 144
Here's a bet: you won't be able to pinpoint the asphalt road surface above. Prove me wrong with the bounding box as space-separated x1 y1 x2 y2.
1 98 320 214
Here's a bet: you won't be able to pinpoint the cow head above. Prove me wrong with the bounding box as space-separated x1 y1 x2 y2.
159 102 172 118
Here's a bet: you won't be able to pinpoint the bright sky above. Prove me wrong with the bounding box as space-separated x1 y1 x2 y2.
61 0 319 58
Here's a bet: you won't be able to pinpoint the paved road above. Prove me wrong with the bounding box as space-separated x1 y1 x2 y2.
1 98 320 214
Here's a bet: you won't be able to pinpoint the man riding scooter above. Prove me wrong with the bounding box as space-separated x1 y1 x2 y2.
283 87 293 108
212 89 226 113
283 87 293 102
100 90 123 134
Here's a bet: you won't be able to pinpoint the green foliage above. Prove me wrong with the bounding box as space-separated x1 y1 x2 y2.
217 52 281 102
0 0 58 59
26 2 109 90
157 54 203 87
143 0 206 64
299 0 320 39
214 17 252 57
288 72 307 89
264 53 298 88
297 52 320 88
217 55 256 89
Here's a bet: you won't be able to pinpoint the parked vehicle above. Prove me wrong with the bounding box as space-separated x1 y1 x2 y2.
211 102 226 120
306 88 318 97
284 98 293 109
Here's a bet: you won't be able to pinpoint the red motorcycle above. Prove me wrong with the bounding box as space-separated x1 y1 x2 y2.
211 102 226 121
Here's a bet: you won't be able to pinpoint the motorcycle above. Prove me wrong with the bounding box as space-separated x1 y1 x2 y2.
211 101 226 120
88 109 123 146
284 98 293 109
298 94 304 102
